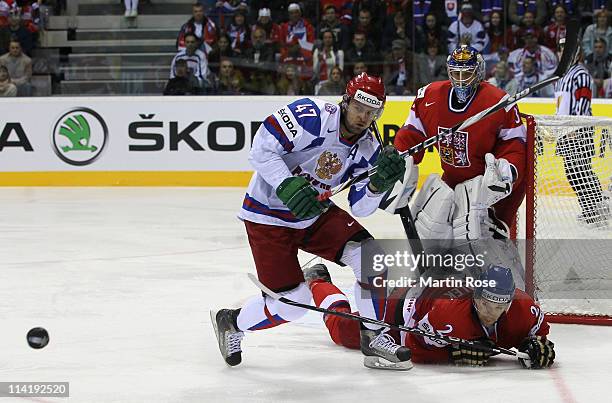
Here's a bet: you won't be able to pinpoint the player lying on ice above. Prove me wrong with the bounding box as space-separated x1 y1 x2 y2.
212 73 413 370
303 263 556 369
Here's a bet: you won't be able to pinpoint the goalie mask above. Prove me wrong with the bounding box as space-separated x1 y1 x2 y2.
342 72 386 121
447 45 485 103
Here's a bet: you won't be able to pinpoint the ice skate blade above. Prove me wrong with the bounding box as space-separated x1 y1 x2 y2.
363 356 413 371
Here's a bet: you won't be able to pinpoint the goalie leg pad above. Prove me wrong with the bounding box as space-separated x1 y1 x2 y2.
410 174 455 240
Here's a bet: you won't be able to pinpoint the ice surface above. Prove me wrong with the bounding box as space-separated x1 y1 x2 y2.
1 188 611 403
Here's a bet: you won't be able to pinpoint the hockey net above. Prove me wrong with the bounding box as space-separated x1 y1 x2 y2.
520 114 612 325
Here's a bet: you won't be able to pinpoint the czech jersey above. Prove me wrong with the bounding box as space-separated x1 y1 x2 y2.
239 97 385 229
393 81 527 226
554 63 592 116
399 287 550 363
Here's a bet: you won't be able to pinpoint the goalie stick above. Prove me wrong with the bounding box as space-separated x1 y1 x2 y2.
318 18 580 201
369 121 426 274
248 273 530 359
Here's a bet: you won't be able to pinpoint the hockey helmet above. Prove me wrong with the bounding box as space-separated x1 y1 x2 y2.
474 265 515 304
446 45 485 103
343 72 386 120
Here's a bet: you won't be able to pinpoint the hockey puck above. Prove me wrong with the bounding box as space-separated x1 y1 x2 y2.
27 327 49 349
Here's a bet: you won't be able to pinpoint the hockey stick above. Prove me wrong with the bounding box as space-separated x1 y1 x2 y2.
318 19 580 201
248 273 530 359
369 121 426 273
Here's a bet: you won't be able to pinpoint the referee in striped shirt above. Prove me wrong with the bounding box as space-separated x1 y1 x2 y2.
554 37 608 227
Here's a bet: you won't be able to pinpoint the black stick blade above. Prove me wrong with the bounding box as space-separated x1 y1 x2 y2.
553 18 580 77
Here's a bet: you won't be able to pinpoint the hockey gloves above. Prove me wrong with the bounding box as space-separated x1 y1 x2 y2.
369 146 406 193
481 153 516 207
449 339 496 366
518 336 555 369
276 176 326 219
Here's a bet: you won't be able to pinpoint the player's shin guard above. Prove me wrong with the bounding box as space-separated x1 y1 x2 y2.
210 308 245 367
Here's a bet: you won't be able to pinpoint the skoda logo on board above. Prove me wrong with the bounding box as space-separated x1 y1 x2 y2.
52 107 108 166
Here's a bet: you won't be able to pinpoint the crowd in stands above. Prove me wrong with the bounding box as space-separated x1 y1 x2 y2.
0 0 43 96
1 0 612 98
165 0 612 98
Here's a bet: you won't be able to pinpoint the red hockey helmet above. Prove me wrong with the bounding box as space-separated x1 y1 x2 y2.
343 72 386 119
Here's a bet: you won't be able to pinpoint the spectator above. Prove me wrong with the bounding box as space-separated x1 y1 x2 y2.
415 41 447 88
316 65 345 95
241 27 276 94
15 0 40 34
508 0 547 27
383 38 413 95
0 1 10 28
211 0 249 29
484 11 507 56
280 42 312 81
164 59 201 95
601 75 612 98
226 10 250 55
279 3 315 62
351 8 382 50
242 27 275 67
0 39 31 96
251 8 281 53
582 9 612 59
208 33 236 75
480 0 503 26
549 0 574 16
216 57 245 94
585 38 611 96
352 60 368 77
276 63 311 95
544 5 568 51
381 11 410 52
0 64 16 96
170 33 208 87
487 61 519 96
318 0 352 26
514 55 552 97
317 4 350 51
486 45 510 78
508 11 544 50
177 3 218 51
415 13 448 55
0 8 33 55
351 0 386 28
508 29 557 78
447 3 489 53
313 30 344 83
123 0 138 17
345 31 379 75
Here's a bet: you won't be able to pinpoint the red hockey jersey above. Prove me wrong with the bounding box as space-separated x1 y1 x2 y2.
394 81 528 226
402 287 550 364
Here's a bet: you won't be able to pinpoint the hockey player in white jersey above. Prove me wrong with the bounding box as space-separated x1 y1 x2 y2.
554 37 609 227
211 73 412 370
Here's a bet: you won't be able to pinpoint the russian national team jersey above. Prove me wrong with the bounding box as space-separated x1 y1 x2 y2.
239 97 384 229
398 287 550 363
554 63 593 116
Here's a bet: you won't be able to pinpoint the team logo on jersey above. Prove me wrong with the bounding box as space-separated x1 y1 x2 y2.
324 103 337 114
438 126 470 167
315 151 342 180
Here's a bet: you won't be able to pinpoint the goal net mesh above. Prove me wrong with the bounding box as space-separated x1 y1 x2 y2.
521 115 611 323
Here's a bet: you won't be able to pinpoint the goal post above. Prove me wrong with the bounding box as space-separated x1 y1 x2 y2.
520 114 612 325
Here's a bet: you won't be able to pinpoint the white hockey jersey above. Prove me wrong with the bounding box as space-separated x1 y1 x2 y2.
238 97 385 229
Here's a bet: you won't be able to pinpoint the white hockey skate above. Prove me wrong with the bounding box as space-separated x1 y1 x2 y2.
360 329 413 371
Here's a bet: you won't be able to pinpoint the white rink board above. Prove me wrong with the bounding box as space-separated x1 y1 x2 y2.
1 187 611 403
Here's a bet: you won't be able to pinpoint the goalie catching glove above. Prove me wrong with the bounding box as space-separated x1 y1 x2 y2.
276 176 327 219
369 145 406 193
449 338 497 366
518 336 555 369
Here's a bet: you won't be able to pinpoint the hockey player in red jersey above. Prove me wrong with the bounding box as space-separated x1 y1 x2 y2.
394 45 527 240
304 263 555 368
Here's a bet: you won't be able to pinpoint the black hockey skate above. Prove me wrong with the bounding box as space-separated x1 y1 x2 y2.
360 328 413 370
210 308 244 367
303 263 332 285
